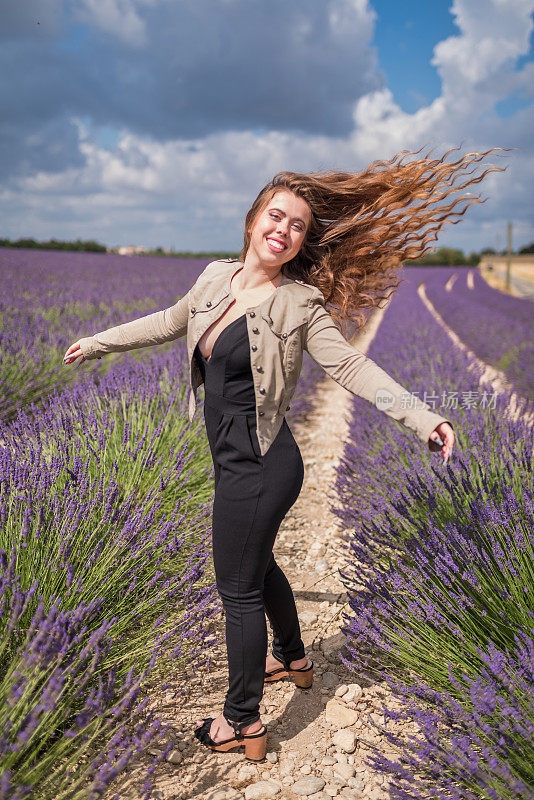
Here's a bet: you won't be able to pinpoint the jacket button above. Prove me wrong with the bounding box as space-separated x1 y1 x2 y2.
282 333 288 339
256 365 263 373
206 301 212 307
251 344 258 352
259 387 266 395
249 311 256 317
252 327 259 334
191 307 196 314
258 411 264 416
286 405 291 411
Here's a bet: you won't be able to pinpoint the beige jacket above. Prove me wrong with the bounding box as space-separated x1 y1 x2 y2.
78 259 452 456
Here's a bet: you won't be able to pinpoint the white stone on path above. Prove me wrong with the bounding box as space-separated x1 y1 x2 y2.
205 790 229 800
332 729 357 753
323 784 341 797
244 779 282 799
166 749 182 764
325 700 359 727
279 758 296 777
343 684 362 703
339 789 364 799
292 776 327 796
238 764 257 781
334 761 356 780
321 755 338 766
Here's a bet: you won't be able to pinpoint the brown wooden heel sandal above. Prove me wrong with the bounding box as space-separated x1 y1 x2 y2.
193 715 267 762
264 656 314 688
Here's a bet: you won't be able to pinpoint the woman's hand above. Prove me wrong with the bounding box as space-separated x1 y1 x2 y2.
63 342 86 365
429 422 455 463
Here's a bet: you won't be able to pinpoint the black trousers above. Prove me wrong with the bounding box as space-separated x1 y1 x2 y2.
204 392 306 726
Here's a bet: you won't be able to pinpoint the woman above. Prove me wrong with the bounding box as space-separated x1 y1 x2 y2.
64 145 503 763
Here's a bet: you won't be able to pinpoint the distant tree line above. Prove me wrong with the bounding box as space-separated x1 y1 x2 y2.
478 242 534 255
408 247 481 266
1 237 533 261
0 237 106 252
126 247 242 259
407 242 534 266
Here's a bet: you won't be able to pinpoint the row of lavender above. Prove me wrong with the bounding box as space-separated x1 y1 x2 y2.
423 266 534 402
333 267 533 799
0 249 324 799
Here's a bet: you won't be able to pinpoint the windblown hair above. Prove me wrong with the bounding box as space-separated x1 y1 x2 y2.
238 144 510 333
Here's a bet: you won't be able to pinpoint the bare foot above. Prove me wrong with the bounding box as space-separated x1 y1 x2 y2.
194 713 262 743
265 653 309 672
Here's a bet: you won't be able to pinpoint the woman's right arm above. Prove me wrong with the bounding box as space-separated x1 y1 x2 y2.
74 289 191 361
303 299 455 454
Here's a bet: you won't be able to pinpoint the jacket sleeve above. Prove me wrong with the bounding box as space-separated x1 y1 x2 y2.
303 301 454 451
77 289 192 361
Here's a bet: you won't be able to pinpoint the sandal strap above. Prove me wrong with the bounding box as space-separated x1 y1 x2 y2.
195 716 265 750
242 725 266 739
290 659 313 672
223 715 247 740
195 716 246 747
272 652 310 671
265 665 288 678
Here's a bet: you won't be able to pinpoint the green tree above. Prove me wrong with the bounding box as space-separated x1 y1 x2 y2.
408 246 472 266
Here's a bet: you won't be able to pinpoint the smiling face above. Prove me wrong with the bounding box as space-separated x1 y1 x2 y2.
247 189 312 268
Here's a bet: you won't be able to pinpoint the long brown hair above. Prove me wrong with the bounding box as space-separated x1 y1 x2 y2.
238 144 510 332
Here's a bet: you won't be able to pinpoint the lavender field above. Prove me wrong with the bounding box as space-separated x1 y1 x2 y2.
333 267 534 799
0 249 324 799
4 248 532 799
423 266 534 402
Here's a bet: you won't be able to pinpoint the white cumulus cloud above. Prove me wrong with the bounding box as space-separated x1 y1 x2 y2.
1 0 533 252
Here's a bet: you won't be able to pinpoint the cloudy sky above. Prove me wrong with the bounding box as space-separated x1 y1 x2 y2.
1 0 533 253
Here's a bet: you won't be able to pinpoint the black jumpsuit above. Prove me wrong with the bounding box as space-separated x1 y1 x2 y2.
194 313 305 727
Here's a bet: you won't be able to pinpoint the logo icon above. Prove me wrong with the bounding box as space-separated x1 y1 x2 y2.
375 388 395 411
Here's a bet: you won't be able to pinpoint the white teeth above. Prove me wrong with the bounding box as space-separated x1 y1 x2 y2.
268 238 286 250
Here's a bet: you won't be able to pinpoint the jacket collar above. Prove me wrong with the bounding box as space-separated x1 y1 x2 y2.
219 262 316 336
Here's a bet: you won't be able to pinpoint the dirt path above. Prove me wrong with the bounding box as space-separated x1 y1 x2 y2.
107 304 406 800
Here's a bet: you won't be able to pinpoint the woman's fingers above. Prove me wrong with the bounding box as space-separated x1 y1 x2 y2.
440 424 455 463
430 423 455 463
63 342 85 364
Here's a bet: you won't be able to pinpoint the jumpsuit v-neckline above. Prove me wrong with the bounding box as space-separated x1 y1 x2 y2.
193 313 306 728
